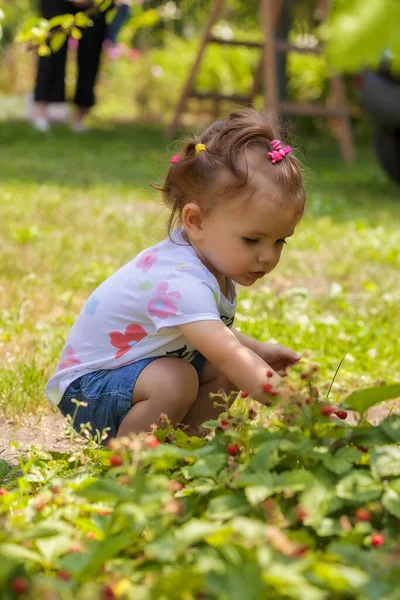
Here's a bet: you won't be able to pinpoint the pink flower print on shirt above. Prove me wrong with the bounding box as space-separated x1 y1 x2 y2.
58 345 81 371
136 248 159 273
109 323 148 359
148 281 181 319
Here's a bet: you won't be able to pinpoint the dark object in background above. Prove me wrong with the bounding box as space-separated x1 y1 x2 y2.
358 64 400 185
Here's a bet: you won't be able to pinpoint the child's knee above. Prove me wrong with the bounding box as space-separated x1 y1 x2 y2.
133 357 199 408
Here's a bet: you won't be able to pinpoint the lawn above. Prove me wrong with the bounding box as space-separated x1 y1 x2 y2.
1 119 400 600
0 119 399 426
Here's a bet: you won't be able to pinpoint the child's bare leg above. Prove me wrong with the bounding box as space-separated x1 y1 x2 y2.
180 361 238 436
117 357 199 437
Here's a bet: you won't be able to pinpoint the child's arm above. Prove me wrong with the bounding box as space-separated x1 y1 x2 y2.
176 321 280 405
232 327 302 372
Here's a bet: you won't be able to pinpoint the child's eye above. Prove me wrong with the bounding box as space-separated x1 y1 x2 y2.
242 238 259 245
276 239 287 245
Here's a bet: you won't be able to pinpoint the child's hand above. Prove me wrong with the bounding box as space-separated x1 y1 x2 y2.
255 342 301 373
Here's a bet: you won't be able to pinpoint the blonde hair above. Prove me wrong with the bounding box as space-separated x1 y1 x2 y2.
160 108 305 235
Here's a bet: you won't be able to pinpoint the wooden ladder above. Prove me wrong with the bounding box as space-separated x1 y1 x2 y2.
167 0 355 162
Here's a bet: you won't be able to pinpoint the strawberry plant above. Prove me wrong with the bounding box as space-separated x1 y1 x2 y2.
0 370 400 600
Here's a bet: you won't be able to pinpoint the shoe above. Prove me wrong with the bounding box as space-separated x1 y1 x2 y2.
31 116 50 132
70 121 88 133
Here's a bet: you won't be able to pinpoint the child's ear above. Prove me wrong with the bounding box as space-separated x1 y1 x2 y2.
182 202 205 240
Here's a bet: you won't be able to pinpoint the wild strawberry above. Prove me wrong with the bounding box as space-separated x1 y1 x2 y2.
320 405 334 416
248 408 257 420
50 485 60 494
335 410 348 420
109 454 123 467
0 488 7 496
34 497 49 512
57 569 70 581
168 480 184 492
266 370 273 378
102 584 115 599
12 577 28 594
356 445 369 453
221 418 229 426
296 506 308 522
145 435 159 448
227 443 240 457
263 383 279 396
355 508 371 522
292 545 309 557
300 372 310 380
241 391 249 398
371 532 384 547
87 531 96 540
263 499 275 511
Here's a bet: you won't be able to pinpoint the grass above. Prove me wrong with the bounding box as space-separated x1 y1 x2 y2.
0 119 399 422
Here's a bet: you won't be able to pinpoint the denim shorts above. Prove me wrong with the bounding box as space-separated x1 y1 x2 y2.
58 353 206 442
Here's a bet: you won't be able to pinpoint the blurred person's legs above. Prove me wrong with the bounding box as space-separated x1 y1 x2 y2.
32 0 70 131
72 7 109 131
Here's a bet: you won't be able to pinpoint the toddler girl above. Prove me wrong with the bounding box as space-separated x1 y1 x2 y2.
46 108 305 441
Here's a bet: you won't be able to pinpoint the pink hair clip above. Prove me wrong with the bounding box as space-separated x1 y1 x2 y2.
170 154 180 164
268 139 292 164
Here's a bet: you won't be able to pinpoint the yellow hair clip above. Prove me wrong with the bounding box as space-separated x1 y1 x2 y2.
195 143 206 154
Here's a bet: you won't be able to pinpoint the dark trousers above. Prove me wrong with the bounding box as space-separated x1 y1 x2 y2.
34 0 108 107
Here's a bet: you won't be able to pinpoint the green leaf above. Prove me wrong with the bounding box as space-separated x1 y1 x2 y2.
61 532 132 580
76 477 134 502
344 384 400 414
105 8 117 25
370 445 400 477
382 488 400 518
336 472 382 503
207 560 267 600
0 459 8 479
380 416 400 442
0 543 42 564
323 447 363 475
206 493 249 520
181 454 226 479
50 32 66 52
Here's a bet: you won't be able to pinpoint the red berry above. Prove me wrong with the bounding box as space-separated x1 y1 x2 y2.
241 391 249 398
0 488 7 496
356 445 369 453
102 584 115 599
227 443 240 457
109 454 123 467
221 418 229 426
57 569 70 581
371 532 384 547
296 506 308 521
266 370 273 378
335 410 348 420
355 508 371 522
263 383 279 396
292 545 309 557
168 480 184 492
320 405 334 416
145 435 159 448
12 577 28 594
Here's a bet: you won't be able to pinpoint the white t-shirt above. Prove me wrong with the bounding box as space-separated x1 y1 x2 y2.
46 228 236 405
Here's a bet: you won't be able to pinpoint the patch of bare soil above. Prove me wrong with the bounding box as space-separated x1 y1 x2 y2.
1 411 84 467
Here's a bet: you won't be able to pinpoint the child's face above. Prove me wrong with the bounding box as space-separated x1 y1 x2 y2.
193 185 302 287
